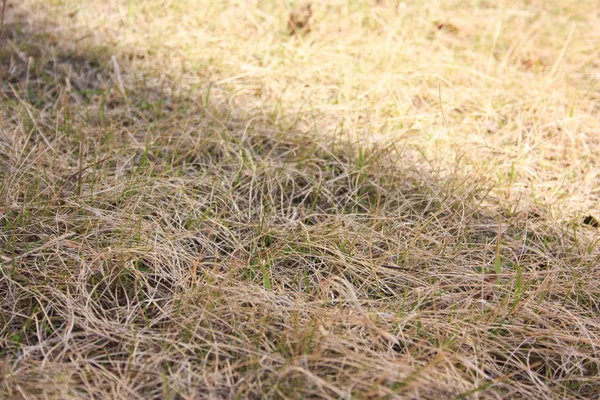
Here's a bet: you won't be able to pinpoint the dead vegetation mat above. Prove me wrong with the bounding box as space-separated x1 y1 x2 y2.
1 2 599 399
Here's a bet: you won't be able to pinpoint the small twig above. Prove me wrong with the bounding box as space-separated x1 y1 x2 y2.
549 23 575 78
379 264 412 271
0 0 6 86
438 81 447 130
77 129 85 196
0 0 7 128
68 155 110 181
111 55 148 122
111 55 126 97
25 56 32 99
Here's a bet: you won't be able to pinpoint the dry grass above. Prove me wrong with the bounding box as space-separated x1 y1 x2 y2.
1 0 599 398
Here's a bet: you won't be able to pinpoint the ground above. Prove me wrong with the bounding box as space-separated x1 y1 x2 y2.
1 0 599 398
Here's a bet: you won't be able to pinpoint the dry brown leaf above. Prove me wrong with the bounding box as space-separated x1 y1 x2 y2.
521 58 547 70
434 21 459 35
288 2 312 36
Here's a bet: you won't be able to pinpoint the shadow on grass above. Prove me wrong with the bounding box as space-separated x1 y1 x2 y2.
1 3 599 399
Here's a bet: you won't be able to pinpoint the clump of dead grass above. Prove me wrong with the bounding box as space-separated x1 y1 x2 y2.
1 1 599 399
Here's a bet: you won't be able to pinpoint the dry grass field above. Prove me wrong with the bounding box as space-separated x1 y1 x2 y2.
1 0 599 398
